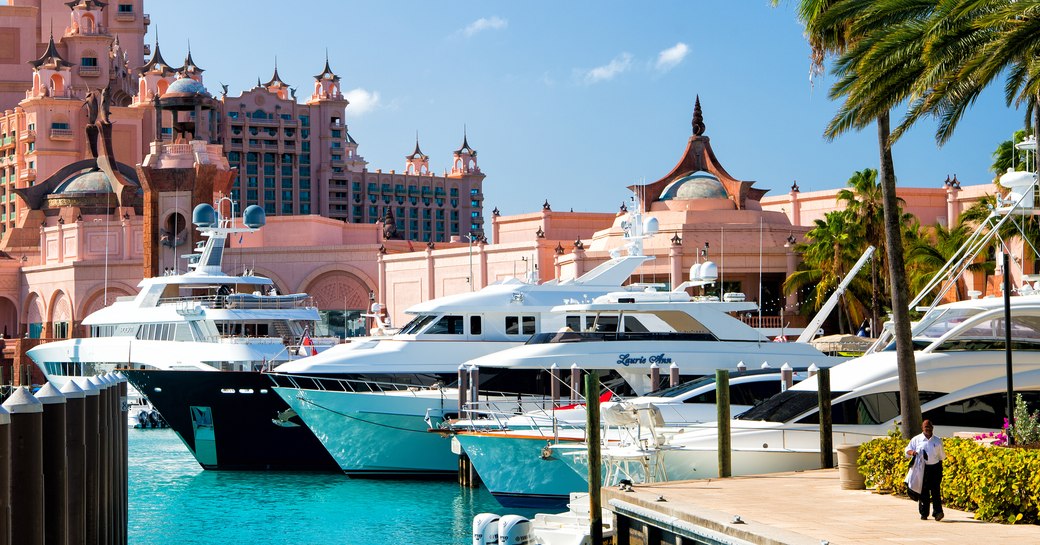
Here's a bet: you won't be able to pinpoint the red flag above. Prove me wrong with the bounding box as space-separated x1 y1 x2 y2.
298 335 317 356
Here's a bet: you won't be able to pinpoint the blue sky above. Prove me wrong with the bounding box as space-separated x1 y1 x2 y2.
147 1 1025 215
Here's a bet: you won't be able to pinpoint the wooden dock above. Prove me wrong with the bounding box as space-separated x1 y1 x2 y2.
602 468 1040 545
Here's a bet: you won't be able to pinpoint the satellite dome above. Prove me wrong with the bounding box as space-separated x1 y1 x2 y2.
192 203 215 227
166 77 208 96
659 172 728 201
242 205 266 229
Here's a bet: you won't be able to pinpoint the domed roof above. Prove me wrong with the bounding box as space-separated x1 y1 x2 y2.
166 77 208 96
53 169 113 195
658 172 728 201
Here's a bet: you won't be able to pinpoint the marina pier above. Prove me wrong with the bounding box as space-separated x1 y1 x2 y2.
602 469 1040 545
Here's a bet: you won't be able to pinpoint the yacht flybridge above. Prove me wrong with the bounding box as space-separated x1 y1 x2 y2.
29 199 337 384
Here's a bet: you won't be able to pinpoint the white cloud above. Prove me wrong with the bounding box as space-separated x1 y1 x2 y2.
655 42 689 72
345 88 381 116
583 53 633 84
462 16 508 37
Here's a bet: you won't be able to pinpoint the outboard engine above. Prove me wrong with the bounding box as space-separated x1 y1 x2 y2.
472 513 500 545
498 515 531 545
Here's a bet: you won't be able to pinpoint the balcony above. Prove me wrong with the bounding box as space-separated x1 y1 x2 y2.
114 12 135 22
19 129 35 141
19 168 36 181
49 128 74 141
77 65 101 77
143 14 150 26
1 136 12 148
143 43 150 56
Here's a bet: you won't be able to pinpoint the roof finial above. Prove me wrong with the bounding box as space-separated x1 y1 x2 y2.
692 95 705 136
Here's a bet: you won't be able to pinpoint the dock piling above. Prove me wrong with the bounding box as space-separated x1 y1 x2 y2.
818 368 833 468
60 380 86 545
585 371 603 545
76 377 100 545
36 383 68 545
716 369 731 478
3 387 45 545
0 404 10 545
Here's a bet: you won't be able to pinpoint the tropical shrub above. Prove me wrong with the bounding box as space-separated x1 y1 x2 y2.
858 433 1040 524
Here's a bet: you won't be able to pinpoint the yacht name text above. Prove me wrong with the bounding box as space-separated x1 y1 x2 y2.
617 354 672 366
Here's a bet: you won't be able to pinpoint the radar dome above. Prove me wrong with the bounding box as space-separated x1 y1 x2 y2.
243 205 266 229
166 77 208 96
659 172 728 201
642 217 659 235
700 260 718 282
689 263 702 281
192 203 216 227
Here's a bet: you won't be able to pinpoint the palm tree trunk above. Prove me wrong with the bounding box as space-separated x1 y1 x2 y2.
878 112 921 439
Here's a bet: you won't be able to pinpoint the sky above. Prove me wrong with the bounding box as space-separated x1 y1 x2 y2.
146 0 1026 216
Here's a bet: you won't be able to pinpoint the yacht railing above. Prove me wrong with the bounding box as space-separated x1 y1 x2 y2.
525 331 718 345
158 294 316 311
268 373 549 405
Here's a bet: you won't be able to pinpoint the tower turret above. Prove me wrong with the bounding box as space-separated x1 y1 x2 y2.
405 135 429 175
28 34 74 99
449 130 479 176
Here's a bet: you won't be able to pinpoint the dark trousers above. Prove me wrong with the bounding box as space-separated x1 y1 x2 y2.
919 461 943 517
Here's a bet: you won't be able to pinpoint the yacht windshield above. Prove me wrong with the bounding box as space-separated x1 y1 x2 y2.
397 314 438 335
735 390 849 423
933 314 1040 351
913 307 985 340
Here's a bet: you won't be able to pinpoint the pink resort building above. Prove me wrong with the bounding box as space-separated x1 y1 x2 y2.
0 1 1016 383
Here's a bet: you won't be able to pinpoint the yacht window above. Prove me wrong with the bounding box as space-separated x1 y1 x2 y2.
623 316 650 333
469 316 481 335
565 316 582 331
174 323 194 341
923 392 1040 429
913 307 985 339
399 314 438 335
426 315 464 335
505 316 537 335
796 391 946 425
934 314 1040 351
682 379 783 406
591 316 618 333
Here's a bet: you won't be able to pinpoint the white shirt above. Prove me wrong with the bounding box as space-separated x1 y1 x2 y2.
906 433 945 465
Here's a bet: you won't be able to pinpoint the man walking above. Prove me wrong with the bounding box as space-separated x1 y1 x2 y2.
906 419 945 521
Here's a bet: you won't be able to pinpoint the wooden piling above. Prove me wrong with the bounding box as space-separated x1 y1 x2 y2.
570 363 580 403
36 383 68 545
0 404 10 545
650 363 660 392
818 368 833 468
3 387 44 545
669 362 679 388
716 369 731 478
117 374 128 545
457 365 468 419
91 376 111 545
60 380 86 545
76 378 100 545
585 371 603 545
781 363 793 392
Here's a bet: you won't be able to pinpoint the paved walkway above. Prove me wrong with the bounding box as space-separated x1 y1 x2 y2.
601 468 1040 544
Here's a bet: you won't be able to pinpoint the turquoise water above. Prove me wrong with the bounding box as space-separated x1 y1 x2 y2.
129 429 537 544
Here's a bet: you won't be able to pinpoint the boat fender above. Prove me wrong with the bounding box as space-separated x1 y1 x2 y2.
497 515 532 545
472 513 500 545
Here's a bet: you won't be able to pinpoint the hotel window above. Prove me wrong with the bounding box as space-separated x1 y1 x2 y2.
228 111 239 119
247 177 258 188
368 206 378 216
471 222 480 230
228 151 240 162
81 57 98 67
471 212 479 218
264 177 275 188
450 188 459 196
26 142 34 152
471 200 479 207
300 178 310 189
264 190 275 201
282 190 293 200
231 138 243 145
282 203 293 214
471 189 480 195
300 115 309 127
352 182 361 191
281 165 293 177
264 153 275 162
281 178 293 189
247 190 258 201
300 203 310 214
51 122 69 130
118 4 133 13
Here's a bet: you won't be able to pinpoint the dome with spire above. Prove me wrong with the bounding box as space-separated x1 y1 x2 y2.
658 171 728 201
53 169 115 195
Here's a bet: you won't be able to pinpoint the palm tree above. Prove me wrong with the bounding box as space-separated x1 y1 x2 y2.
785 210 871 333
906 222 977 301
837 167 902 337
773 0 924 438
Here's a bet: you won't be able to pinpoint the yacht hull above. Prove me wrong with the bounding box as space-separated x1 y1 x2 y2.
454 432 589 509
274 387 459 477
123 370 340 471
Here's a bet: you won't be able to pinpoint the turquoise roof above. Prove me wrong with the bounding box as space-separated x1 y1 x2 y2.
167 77 208 95
53 169 112 195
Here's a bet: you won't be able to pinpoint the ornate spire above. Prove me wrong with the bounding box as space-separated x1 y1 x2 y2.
314 51 340 82
28 34 73 69
138 39 173 75
692 95 705 136
264 60 288 88
178 42 204 76
408 133 427 159
455 126 475 155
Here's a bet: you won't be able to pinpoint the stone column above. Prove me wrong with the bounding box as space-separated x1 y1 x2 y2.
669 240 683 291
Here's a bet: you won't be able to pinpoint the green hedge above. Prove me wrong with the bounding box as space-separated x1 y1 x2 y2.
857 433 1040 524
